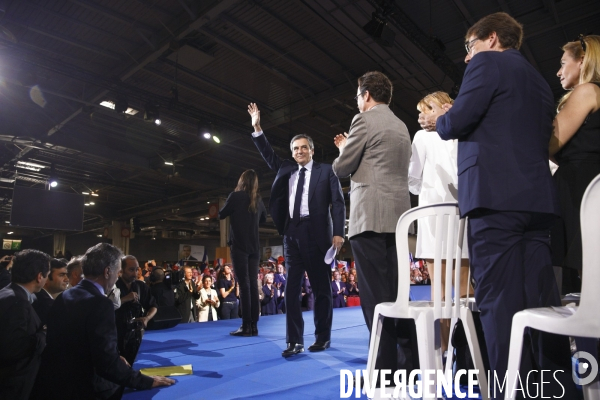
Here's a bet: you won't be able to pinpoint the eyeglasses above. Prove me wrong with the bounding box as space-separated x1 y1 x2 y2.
464 38 479 53
354 91 366 101
575 34 587 52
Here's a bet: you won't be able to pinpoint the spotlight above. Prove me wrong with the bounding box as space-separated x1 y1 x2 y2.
49 179 58 188
89 202 95 205
203 132 211 139
363 12 395 47
7 232 13 234
144 102 160 123
212 136 220 144
164 161 173 166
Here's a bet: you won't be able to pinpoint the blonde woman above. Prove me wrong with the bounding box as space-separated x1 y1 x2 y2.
409 91 470 297
551 35 600 293
197 275 219 322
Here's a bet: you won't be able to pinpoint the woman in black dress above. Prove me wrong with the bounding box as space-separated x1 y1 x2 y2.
550 35 600 293
219 169 267 336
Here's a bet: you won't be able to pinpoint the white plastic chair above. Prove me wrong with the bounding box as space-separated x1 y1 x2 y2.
504 174 600 400
365 202 488 399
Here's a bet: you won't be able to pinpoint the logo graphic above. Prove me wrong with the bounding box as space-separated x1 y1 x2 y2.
572 351 599 386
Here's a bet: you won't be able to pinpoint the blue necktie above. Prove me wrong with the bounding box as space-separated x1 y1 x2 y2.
293 167 307 222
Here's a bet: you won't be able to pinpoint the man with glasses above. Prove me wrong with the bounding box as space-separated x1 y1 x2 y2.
419 12 577 398
332 71 417 377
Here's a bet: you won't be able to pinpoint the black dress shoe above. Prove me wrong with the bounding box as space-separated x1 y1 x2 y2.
307 340 330 352
230 323 252 337
251 322 258 336
282 343 304 357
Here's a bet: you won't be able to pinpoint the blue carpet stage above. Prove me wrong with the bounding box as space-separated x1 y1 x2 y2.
124 307 371 400
124 286 469 400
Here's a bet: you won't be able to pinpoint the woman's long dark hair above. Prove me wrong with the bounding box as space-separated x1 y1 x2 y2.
234 169 260 213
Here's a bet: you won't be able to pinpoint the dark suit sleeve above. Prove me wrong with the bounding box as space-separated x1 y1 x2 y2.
88 298 153 389
329 167 346 237
0 301 45 362
252 132 283 172
219 192 235 219
261 286 272 305
437 54 499 140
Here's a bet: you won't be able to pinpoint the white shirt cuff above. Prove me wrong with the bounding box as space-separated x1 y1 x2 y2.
252 130 263 137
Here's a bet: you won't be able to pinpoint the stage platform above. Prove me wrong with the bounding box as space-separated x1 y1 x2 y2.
124 307 372 400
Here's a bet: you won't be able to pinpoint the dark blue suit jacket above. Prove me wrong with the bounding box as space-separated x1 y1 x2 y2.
252 133 346 254
437 49 559 218
32 280 152 399
331 280 346 308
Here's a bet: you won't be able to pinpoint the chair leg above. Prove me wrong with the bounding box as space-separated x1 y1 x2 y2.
414 312 437 397
460 308 489 400
365 306 385 396
504 318 527 400
583 379 600 400
445 317 458 376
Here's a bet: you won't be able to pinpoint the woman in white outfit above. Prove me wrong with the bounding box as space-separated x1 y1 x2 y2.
197 275 220 322
409 91 471 351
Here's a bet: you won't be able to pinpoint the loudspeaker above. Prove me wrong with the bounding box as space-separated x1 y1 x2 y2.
147 306 182 330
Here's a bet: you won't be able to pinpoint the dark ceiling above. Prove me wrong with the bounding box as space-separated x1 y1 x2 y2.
0 0 598 240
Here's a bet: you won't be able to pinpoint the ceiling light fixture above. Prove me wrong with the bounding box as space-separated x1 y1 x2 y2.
212 136 220 144
84 203 90 206
203 132 211 139
7 231 13 234
49 179 58 188
91 192 99 197
100 100 138 115
82 191 89 195
144 102 160 125
17 161 46 169
89 202 95 205
164 161 173 166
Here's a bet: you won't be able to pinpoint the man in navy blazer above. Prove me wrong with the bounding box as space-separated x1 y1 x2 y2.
248 103 346 357
0 249 49 400
331 270 346 308
420 12 576 398
32 243 174 399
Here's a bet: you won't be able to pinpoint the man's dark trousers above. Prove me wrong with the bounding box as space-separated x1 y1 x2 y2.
468 209 577 398
284 219 332 345
350 231 420 373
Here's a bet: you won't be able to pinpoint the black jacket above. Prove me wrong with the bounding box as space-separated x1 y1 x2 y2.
0 283 46 400
32 280 153 399
175 280 200 322
219 191 267 254
32 288 54 328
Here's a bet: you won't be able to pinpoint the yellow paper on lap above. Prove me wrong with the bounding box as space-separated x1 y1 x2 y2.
140 364 193 376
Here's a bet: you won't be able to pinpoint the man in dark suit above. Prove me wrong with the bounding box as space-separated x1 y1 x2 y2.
175 266 201 322
419 12 576 398
32 258 69 327
301 271 314 311
331 270 346 308
0 249 50 400
273 263 286 313
32 243 173 399
248 103 346 357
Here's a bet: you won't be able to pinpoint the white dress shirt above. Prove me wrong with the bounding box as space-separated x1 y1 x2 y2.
252 130 312 218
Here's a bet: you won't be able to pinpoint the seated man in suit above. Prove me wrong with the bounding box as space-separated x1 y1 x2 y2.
32 243 174 399
33 258 69 327
331 270 346 308
0 249 50 400
274 263 286 314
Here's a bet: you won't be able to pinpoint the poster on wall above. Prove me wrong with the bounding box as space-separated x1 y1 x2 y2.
262 245 283 261
177 244 205 264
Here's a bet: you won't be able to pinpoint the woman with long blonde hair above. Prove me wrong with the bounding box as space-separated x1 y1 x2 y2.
550 35 600 293
219 169 267 336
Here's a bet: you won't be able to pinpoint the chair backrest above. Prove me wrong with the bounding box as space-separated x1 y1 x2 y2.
576 173 600 319
395 202 466 320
